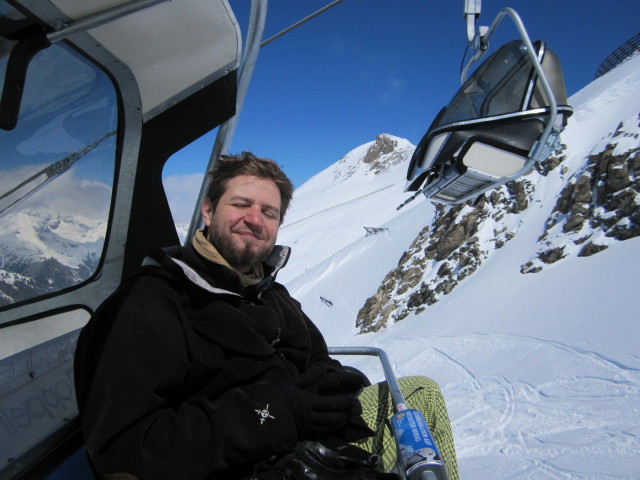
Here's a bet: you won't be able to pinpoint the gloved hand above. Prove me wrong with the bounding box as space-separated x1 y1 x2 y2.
311 368 368 395
275 369 358 439
311 369 376 442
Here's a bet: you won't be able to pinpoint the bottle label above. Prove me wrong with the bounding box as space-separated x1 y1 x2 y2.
390 409 444 470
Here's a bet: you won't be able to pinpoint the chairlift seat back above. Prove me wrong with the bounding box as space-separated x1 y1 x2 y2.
406 40 573 203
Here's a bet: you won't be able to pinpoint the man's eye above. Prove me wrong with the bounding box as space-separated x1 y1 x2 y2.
263 210 278 220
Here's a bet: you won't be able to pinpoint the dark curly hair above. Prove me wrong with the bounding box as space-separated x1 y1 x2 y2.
205 152 294 224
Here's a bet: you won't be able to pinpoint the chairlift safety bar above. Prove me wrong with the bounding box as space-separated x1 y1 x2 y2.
328 347 451 480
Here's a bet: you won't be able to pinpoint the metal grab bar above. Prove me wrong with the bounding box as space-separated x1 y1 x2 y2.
327 346 408 412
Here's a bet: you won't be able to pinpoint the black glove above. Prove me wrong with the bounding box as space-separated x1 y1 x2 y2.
311 368 368 395
304 367 375 441
275 369 358 439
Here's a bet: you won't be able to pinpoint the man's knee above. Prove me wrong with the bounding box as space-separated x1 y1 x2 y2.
398 376 442 399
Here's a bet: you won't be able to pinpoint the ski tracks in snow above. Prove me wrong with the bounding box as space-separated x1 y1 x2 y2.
376 332 640 479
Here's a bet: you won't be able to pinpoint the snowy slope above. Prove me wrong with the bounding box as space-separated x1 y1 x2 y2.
0 169 110 304
277 55 640 479
0 209 105 269
280 134 420 280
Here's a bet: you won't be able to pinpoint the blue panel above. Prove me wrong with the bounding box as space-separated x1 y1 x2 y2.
45 448 95 480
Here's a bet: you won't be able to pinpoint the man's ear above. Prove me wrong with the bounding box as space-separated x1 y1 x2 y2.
201 198 214 227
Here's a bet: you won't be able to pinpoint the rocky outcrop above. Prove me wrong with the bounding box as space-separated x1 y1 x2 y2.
356 179 535 333
333 134 411 182
522 114 640 272
362 134 406 174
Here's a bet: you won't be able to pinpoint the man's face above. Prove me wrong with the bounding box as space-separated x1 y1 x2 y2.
202 175 281 273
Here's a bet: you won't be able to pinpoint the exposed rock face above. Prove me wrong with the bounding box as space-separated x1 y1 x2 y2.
362 134 405 173
356 179 535 334
523 114 640 272
332 134 412 182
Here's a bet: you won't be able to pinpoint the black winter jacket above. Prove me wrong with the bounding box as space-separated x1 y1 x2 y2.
74 244 345 480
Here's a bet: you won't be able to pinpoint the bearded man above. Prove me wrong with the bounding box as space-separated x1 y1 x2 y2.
74 152 458 480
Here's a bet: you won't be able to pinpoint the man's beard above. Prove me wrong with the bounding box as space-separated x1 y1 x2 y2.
208 218 273 272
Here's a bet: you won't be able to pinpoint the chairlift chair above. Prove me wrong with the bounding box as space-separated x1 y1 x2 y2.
405 16 573 205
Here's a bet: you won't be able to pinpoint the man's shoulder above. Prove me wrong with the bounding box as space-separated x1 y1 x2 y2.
94 265 184 318
126 265 184 296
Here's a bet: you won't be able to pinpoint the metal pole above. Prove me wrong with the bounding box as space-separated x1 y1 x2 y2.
187 0 268 242
186 0 351 241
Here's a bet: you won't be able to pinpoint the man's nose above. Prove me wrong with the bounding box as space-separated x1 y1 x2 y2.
243 206 264 229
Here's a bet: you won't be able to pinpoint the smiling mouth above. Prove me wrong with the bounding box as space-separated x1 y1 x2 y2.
234 230 263 241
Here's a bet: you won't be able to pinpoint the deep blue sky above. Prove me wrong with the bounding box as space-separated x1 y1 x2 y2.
165 0 639 188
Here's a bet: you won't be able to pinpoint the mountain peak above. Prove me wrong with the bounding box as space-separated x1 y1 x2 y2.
362 134 407 172
329 134 413 184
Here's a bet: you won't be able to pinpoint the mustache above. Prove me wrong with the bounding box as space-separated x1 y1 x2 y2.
232 225 265 240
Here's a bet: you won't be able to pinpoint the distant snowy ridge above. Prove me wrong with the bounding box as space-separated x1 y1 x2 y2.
176 223 189 245
282 184 395 229
295 134 413 192
0 209 105 305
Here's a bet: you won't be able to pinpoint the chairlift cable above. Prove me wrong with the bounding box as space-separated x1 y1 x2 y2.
459 44 470 79
260 0 346 48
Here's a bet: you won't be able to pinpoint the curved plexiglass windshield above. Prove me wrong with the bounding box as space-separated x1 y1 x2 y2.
0 40 117 307
438 40 536 127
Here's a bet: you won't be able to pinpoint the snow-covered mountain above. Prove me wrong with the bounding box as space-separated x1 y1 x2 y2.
277 54 640 478
0 209 105 305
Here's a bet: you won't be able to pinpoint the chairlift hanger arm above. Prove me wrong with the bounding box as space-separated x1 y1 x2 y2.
186 0 268 242
463 0 482 47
